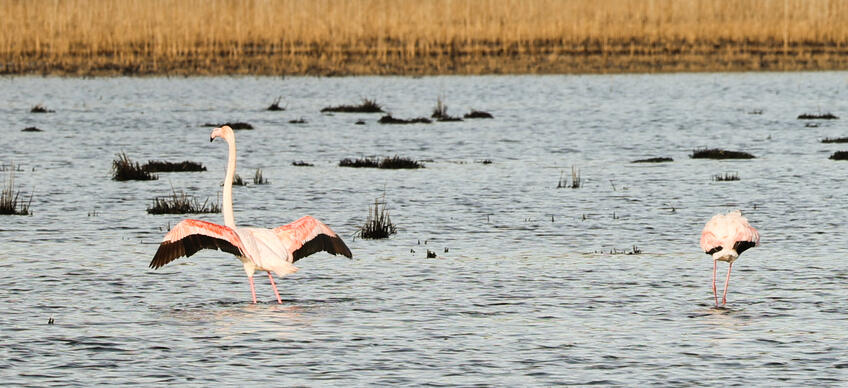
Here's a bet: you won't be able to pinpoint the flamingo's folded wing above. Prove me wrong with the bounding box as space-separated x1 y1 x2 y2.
150 219 245 269
700 229 722 254
273 216 353 262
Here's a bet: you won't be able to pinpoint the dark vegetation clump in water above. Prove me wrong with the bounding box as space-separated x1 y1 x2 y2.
426 249 437 258
355 119 366 125
292 161 314 167
143 160 207 173
821 137 848 143
356 196 396 240
379 155 424 169
147 189 220 214
477 159 493 164
805 122 820 128
321 98 384 113
556 166 581 188
431 97 462 121
0 167 33 215
595 245 642 255
690 148 755 159
202 122 254 130
288 118 307 124
378 114 432 124
112 152 158 181
232 173 247 186
632 157 673 163
797 112 839 120
713 171 740 181
339 157 380 168
21 127 43 132
30 104 54 113
267 96 285 111
252 168 269 184
463 109 493 119
829 151 848 160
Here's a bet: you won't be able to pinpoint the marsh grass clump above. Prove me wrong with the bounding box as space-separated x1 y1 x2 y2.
21 127 43 132
292 161 314 167
632 157 673 163
202 122 254 130
252 168 269 184
557 166 581 188
232 173 247 186
288 118 307 124
431 97 462 121
1 168 33 215
321 98 384 113
798 112 839 120
821 137 848 143
143 160 206 173
30 104 54 113
596 245 642 255
713 171 740 181
379 155 424 169
339 157 380 168
830 151 848 160
267 96 285 111
147 189 220 214
112 152 158 181
356 196 397 239
690 148 755 159
464 110 493 119
378 114 432 124
355 119 366 125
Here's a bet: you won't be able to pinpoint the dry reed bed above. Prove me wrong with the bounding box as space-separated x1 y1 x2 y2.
5 0 848 75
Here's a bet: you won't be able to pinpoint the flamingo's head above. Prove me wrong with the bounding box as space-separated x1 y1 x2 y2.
210 125 234 142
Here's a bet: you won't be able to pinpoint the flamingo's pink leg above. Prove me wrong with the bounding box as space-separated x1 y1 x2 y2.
712 260 719 307
267 272 282 304
248 276 257 304
722 262 733 305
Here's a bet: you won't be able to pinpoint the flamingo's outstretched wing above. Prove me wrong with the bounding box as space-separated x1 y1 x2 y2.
150 219 246 269
273 216 352 262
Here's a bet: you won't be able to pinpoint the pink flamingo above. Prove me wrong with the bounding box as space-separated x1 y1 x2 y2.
149 125 352 304
700 210 759 307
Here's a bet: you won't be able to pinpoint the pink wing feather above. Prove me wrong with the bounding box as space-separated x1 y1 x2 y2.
273 216 352 262
150 219 246 269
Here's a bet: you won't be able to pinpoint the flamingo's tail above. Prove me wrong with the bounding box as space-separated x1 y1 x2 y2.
270 261 299 277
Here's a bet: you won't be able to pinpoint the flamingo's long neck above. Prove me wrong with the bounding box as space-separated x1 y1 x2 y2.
222 135 236 228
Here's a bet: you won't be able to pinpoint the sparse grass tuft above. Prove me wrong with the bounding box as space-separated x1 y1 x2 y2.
690 148 755 159
1 167 33 215
321 98 384 113
340 157 380 168
292 161 314 167
431 97 462 121
252 168 269 184
379 155 424 169
378 114 432 124
632 157 673 163
112 152 158 181
556 166 581 188
464 110 493 119
798 112 838 120
713 171 740 181
821 137 848 143
356 196 397 239
30 104 54 113
143 160 206 172
267 96 285 111
232 173 247 186
147 189 220 214
830 151 848 160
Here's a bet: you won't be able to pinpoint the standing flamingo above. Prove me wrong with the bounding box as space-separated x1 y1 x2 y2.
700 210 759 307
149 125 352 304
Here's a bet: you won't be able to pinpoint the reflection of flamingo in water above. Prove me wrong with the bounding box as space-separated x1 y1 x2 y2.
700 210 759 307
150 125 352 304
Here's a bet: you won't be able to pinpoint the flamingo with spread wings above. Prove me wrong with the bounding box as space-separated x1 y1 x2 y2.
150 125 352 304
700 210 759 307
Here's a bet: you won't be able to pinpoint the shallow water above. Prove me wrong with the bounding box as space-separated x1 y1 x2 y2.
1 73 847 386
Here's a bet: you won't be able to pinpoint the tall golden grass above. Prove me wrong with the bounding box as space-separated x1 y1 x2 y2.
3 0 848 75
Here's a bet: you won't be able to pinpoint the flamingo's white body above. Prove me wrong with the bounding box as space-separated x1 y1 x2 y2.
150 126 352 304
700 210 759 306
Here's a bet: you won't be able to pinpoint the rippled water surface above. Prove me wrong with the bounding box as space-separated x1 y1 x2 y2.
2 74 847 386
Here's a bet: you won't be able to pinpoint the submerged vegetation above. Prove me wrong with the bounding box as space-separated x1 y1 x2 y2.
30 104 54 113
1 167 33 215
690 148 755 159
713 172 740 181
21 127 43 132
143 160 206 173
632 157 673 163
147 189 220 214
321 99 384 113
797 113 839 120
378 115 431 124
292 161 314 167
339 157 380 168
340 156 423 169
821 137 848 143
357 196 397 240
112 152 158 181
464 110 494 119
830 151 848 160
